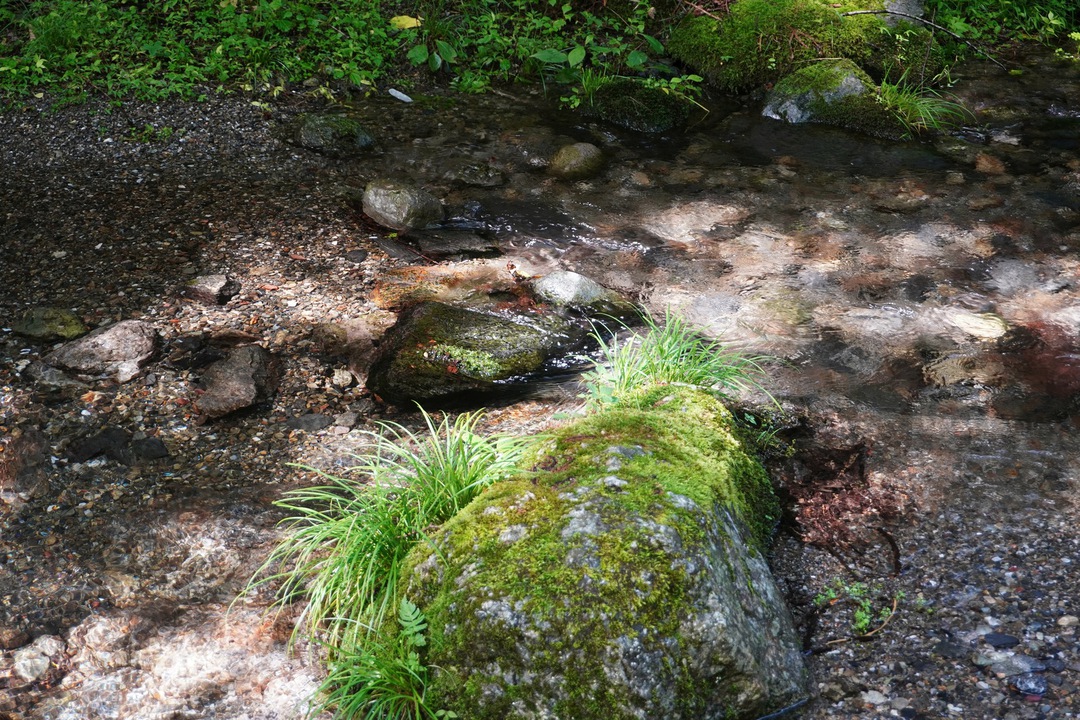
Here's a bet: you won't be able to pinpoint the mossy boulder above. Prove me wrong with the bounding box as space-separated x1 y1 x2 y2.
591 78 691 133
11 307 87 341
667 0 933 92
365 301 583 405
549 142 605 180
280 112 376 155
401 387 809 719
763 59 907 139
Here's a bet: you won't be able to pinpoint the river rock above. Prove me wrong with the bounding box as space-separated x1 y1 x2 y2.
196 345 279 420
281 112 376 155
530 270 638 318
366 301 579 405
362 179 444 233
11 307 88 341
181 274 241 305
402 387 809 719
763 59 905 139
43 319 158 383
14 635 65 682
549 142 605 179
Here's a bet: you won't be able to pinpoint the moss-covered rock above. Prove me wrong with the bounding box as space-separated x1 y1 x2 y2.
591 78 691 133
280 112 376 155
549 142 605 180
11 307 87 341
365 301 583 405
667 0 934 93
401 386 808 719
763 59 907 139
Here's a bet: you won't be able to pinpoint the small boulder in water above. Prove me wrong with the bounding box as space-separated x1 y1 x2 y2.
196 345 279 420
362 179 444 233
549 142 605 179
43 320 158 383
530 270 638 319
11 307 88 342
281 113 376 155
592 78 690 133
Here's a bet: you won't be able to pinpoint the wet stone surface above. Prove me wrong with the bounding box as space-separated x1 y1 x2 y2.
1 45 1079 719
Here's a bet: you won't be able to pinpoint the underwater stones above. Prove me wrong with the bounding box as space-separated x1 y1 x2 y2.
763 59 906 139
366 302 578 405
44 320 158 383
182 274 240 305
195 345 279 420
362 179 444 233
11 307 87 341
402 388 809 719
592 78 690 133
549 142 605 180
281 112 376 155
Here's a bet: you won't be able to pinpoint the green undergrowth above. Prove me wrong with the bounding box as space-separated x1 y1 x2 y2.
0 0 690 103
250 312 783 719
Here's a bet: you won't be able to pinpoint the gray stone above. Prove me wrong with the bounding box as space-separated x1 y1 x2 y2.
43 320 158 383
362 179 444 233
11 307 87 341
285 413 334 432
182 274 241 305
23 360 89 392
884 0 924 26
549 142 605 180
196 345 279 420
13 635 65 683
530 270 638 319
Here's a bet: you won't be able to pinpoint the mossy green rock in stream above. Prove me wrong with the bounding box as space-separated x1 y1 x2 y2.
668 0 933 92
365 301 580 405
401 386 809 719
763 59 907 139
11 307 87 341
592 78 690 133
280 112 376 155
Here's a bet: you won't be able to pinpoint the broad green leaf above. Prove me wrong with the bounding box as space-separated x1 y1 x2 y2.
626 50 648 68
428 52 443 71
531 48 567 64
567 45 586 67
643 34 664 54
435 39 458 63
389 15 422 30
406 44 429 65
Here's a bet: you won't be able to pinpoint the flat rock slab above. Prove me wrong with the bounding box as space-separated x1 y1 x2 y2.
11 307 88 341
43 320 158 383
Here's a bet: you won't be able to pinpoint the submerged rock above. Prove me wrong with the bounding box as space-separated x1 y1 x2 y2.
530 269 638 319
550 142 605 179
403 387 809 719
11 307 87 341
362 179 444 233
366 301 580 405
43 320 158 383
196 345 279 420
181 274 241 305
280 112 376 155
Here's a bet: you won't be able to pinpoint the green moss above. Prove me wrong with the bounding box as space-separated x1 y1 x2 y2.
591 78 691 133
399 386 783 718
667 0 897 92
425 342 503 380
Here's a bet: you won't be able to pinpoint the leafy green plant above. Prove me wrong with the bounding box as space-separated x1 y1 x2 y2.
313 597 457 720
814 580 902 638
1057 30 1080 60
924 0 1078 42
248 408 529 649
580 310 775 409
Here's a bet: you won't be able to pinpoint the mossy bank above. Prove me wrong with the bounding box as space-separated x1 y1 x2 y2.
400 386 808 719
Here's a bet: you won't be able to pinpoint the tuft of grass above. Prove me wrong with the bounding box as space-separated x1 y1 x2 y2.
248 408 529 651
878 77 971 137
580 310 775 409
